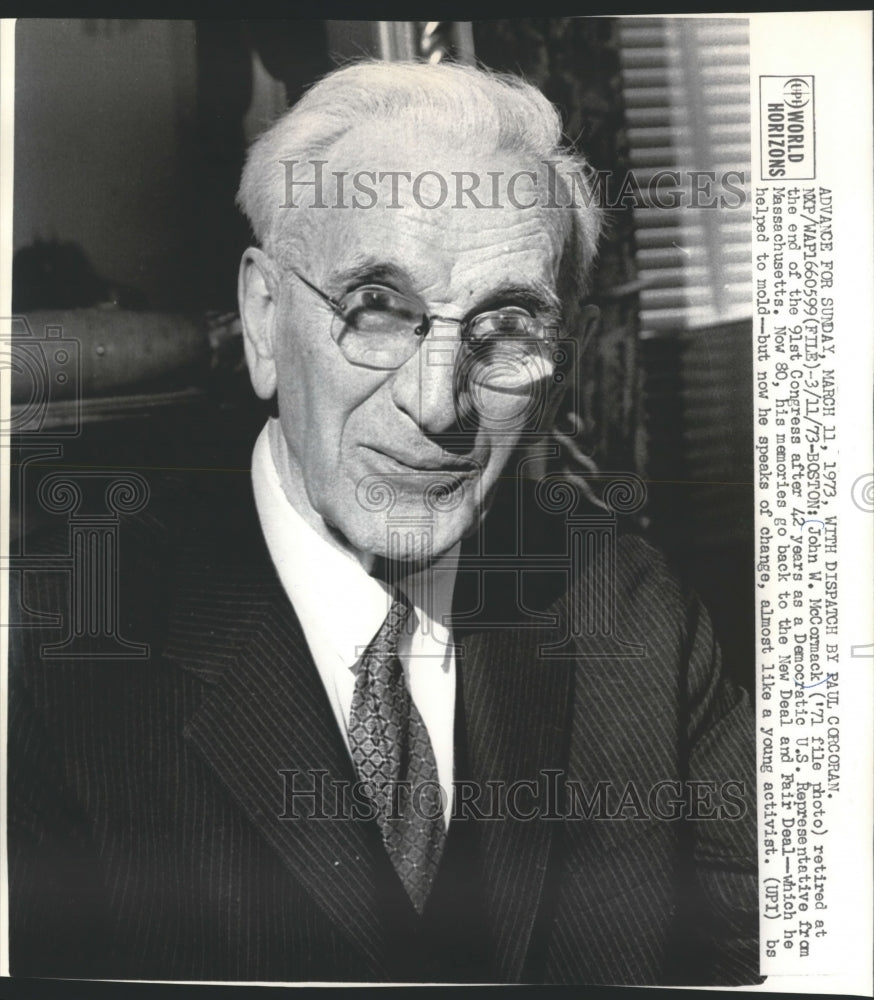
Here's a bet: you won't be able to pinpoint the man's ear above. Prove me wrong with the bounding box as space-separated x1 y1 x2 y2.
238 247 280 400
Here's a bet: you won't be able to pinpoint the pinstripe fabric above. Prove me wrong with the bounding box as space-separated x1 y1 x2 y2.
7 473 759 984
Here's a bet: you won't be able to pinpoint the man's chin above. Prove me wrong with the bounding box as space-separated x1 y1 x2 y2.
325 505 474 567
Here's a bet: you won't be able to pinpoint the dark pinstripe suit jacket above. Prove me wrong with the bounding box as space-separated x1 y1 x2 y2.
8 473 759 985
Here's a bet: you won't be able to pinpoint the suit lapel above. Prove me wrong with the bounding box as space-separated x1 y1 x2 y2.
167 526 415 979
162 475 578 981
456 616 574 981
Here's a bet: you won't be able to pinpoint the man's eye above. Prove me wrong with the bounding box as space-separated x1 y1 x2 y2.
338 284 397 310
470 308 536 340
360 288 394 310
342 286 421 332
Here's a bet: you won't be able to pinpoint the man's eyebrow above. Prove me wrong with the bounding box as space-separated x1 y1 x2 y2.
466 281 563 320
330 260 411 291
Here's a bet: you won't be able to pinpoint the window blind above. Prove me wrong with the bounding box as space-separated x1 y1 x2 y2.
617 18 752 334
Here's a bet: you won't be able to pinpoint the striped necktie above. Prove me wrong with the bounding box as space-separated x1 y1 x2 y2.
348 594 447 914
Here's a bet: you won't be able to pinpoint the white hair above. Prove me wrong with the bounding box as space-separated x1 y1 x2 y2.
237 59 604 295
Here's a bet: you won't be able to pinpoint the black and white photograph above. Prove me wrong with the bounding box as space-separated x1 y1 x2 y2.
4 14 781 988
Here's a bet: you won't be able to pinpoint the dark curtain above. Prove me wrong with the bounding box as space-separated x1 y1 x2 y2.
192 20 333 312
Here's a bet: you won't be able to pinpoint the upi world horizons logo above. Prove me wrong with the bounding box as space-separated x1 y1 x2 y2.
760 75 816 181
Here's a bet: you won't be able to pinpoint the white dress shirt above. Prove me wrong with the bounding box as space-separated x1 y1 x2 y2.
251 422 457 828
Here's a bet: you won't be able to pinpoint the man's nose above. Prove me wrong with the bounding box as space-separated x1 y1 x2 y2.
389 336 462 437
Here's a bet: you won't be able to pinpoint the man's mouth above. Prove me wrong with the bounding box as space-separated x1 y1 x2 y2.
360 445 482 475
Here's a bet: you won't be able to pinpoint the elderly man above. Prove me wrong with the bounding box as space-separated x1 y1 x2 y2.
8 60 758 985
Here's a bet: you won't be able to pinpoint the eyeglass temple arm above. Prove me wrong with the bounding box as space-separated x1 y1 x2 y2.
290 270 345 315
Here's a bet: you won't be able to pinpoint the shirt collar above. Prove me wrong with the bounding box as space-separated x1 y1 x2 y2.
251 421 458 672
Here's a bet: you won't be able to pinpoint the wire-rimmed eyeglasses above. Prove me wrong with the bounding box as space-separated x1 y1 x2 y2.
287 269 561 391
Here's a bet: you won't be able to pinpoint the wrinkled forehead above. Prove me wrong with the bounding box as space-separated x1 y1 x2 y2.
274 120 574 283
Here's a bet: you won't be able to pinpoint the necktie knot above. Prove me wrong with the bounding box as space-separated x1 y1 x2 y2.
358 592 413 668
